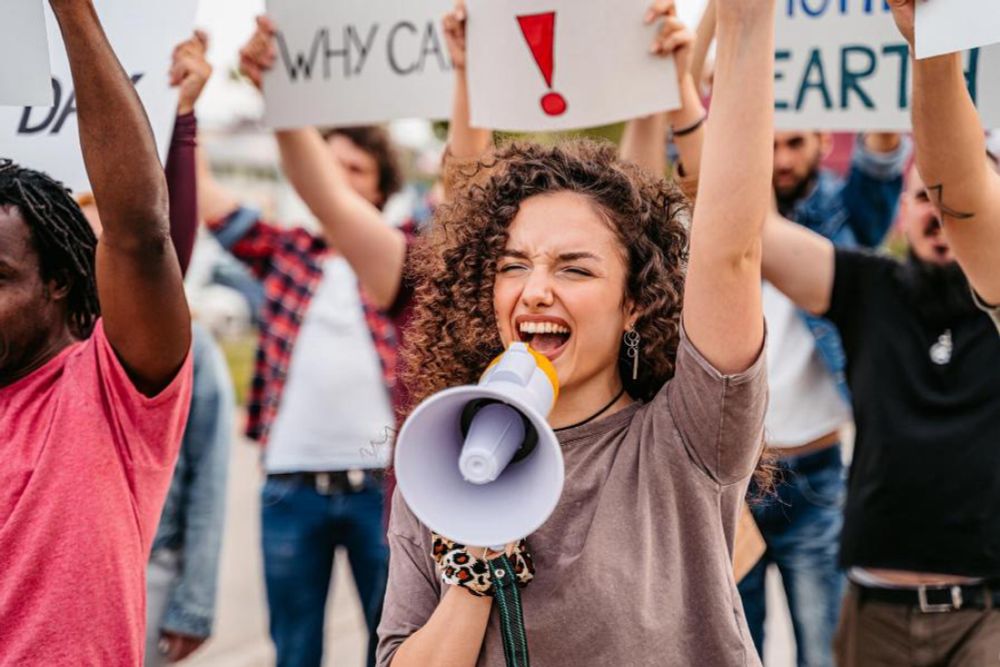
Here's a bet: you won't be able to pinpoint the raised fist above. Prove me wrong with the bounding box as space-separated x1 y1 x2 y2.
171 31 212 115
239 16 278 91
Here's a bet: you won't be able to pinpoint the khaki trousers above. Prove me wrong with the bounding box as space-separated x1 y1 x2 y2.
834 584 1000 667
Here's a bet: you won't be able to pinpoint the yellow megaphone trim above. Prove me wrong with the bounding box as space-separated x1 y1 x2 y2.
482 344 560 404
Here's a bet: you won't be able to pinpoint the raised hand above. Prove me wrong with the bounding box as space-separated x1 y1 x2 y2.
442 1 468 72
238 16 277 91
441 0 492 169
47 0 190 394
171 31 212 115
645 0 694 86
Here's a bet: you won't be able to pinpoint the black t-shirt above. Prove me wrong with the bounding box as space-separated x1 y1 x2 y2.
826 249 1000 577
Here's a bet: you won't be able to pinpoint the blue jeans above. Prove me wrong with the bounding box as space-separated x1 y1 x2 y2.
261 474 388 667
151 323 233 639
738 445 846 667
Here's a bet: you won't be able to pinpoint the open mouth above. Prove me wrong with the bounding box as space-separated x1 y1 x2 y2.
516 319 572 359
924 218 943 238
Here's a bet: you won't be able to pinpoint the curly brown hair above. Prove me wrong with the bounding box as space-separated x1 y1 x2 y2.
401 139 690 414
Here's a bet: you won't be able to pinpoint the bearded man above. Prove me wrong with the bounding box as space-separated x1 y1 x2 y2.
761 153 1000 665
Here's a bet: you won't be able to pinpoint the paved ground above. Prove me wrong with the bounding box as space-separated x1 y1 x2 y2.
183 434 796 666
185 437 367 667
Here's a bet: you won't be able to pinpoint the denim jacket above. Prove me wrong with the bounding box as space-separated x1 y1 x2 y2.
150 323 234 638
784 135 912 400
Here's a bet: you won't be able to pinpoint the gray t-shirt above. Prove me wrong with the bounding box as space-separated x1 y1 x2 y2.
377 329 768 667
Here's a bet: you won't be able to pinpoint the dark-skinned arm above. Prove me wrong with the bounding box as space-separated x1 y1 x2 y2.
52 0 190 395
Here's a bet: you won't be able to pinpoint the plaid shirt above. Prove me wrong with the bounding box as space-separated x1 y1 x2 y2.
209 207 399 445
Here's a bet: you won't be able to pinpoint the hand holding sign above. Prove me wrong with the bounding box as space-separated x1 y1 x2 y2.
646 0 694 88
171 31 213 115
442 2 468 71
467 0 681 132
240 16 278 92
261 0 454 129
774 0 1000 131
0 0 199 192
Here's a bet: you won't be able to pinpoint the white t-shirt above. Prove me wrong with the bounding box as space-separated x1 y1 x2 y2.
763 282 851 448
266 257 394 472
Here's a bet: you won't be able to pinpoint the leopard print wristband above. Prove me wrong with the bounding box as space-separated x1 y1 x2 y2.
431 533 535 597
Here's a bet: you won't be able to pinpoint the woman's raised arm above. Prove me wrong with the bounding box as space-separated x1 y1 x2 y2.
682 0 774 374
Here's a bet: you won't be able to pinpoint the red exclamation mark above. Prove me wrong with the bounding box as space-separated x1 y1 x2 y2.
516 12 567 116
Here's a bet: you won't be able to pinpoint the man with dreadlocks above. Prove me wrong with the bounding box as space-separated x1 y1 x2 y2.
0 2 193 665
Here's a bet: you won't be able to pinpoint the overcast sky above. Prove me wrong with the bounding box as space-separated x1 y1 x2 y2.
193 0 708 126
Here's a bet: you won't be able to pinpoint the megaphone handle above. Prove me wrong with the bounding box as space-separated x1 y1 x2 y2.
488 554 531 667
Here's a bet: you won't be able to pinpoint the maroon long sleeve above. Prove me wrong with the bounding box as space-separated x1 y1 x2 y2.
165 112 198 277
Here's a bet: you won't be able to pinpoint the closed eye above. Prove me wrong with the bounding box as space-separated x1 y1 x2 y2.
562 267 593 277
498 263 529 273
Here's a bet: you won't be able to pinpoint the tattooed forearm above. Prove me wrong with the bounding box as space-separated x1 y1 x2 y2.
927 184 975 221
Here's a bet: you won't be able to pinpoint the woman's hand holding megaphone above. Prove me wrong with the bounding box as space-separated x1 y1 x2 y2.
432 534 535 598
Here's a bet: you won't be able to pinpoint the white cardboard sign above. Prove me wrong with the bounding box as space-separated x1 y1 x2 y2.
775 1 1000 131
263 0 455 129
0 0 199 193
0 0 52 106
916 0 1000 59
466 0 680 132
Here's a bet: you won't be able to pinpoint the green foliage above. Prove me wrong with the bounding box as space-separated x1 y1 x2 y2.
433 121 626 146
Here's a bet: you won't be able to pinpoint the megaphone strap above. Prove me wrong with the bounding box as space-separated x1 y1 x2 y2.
490 554 531 667
431 535 535 667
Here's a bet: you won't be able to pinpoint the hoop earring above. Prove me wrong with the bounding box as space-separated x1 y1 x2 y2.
624 328 641 381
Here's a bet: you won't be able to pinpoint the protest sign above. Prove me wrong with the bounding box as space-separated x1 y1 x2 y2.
0 0 52 106
466 0 680 132
0 0 199 193
916 0 1000 59
263 0 455 129
775 1 1000 131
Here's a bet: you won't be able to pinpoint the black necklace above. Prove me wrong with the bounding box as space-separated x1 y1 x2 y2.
553 387 628 432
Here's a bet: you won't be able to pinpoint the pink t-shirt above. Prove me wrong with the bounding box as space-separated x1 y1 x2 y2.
0 320 193 666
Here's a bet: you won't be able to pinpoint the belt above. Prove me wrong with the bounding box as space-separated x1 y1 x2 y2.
855 582 1000 613
268 470 371 495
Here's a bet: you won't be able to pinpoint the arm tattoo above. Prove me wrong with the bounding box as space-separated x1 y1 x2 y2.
927 184 975 221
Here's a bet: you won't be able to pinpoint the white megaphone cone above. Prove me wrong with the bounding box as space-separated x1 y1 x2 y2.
395 343 564 547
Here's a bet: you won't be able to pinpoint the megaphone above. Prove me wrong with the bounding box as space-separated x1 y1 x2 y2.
395 343 564 547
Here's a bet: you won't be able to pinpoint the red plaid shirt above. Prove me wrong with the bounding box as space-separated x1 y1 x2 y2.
209 207 401 445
